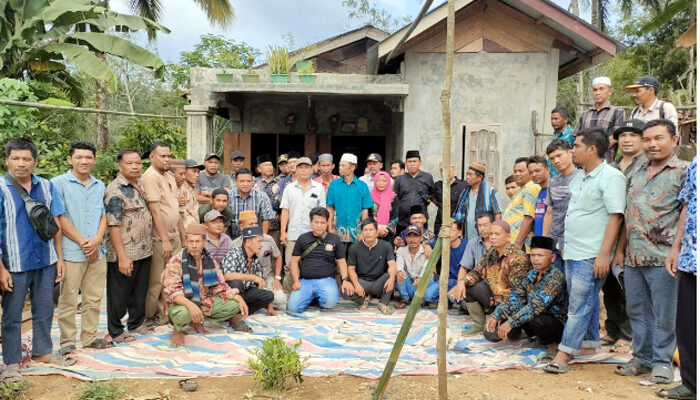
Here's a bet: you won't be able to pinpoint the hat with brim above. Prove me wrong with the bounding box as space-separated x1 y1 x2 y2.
297 157 313 166
625 76 659 91
203 210 224 222
230 150 245 160
404 225 422 237
367 153 382 163
613 119 646 140
205 153 221 161
277 154 288 164
185 159 205 170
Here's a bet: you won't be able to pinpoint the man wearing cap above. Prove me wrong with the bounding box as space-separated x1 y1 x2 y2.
105 149 154 343
453 162 502 241
359 153 392 191
276 154 289 181
177 160 204 228
229 168 276 239
611 119 686 384
229 150 246 179
487 236 567 350
503 157 540 250
230 211 286 308
313 153 339 193
287 207 353 313
326 153 373 246
253 154 282 245
280 157 326 290
161 224 248 346
393 150 435 235
203 210 232 265
343 218 397 315
461 220 531 336
613 119 648 176
627 76 679 129
395 224 436 308
142 142 185 326
572 76 627 162
546 128 626 374
433 164 468 235
278 151 300 196
196 153 233 205
221 226 276 327
198 188 234 234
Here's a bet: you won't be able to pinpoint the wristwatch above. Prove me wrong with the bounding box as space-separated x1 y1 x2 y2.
343 277 351 282
275 275 282 281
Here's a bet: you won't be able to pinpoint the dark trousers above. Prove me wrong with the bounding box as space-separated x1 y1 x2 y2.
107 257 151 337
602 273 632 341
465 281 492 311
342 273 392 305
678 271 696 393
228 280 273 315
522 314 565 345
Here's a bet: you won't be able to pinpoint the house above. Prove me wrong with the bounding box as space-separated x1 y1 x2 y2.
185 0 623 191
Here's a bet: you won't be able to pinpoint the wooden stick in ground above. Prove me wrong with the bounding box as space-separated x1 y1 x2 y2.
437 0 456 399
372 238 444 400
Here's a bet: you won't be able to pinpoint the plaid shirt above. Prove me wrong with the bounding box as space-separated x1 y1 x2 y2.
253 176 281 231
572 100 626 162
220 246 263 289
227 187 275 239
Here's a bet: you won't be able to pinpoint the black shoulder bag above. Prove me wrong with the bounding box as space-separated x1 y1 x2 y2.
5 173 60 242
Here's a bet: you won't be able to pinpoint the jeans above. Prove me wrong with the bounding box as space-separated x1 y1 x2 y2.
396 274 438 302
624 265 678 369
286 277 339 313
423 278 458 303
2 264 56 364
559 258 605 354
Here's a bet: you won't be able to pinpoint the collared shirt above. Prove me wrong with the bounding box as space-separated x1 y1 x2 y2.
198 204 233 231
326 176 373 243
572 100 626 137
51 170 106 262
544 168 579 251
564 161 626 260
465 243 531 304
104 173 153 263
161 250 237 316
0 174 63 273
434 178 469 233
230 234 281 280
491 267 568 328
348 239 394 281
205 232 232 265
395 244 428 279
142 166 181 240
313 175 339 193
678 157 697 275
459 236 487 271
626 155 687 266
179 183 199 228
280 180 326 241
629 98 679 129
195 172 232 193
503 181 541 248
292 231 345 279
359 173 394 192
253 175 281 231
453 181 502 241
613 153 648 178
399 229 436 247
220 246 263 289
227 187 275 239
393 170 435 226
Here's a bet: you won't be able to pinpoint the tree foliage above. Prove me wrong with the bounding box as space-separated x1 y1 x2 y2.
117 118 187 160
125 0 235 39
341 0 411 32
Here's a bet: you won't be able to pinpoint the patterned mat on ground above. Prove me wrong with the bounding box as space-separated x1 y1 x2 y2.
11 301 631 380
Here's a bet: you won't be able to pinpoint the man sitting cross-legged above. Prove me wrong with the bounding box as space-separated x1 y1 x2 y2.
343 218 397 315
395 225 436 308
161 224 248 346
221 226 276 331
485 236 568 353
287 207 354 313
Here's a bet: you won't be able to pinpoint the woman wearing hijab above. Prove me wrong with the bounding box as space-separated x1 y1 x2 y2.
370 171 398 243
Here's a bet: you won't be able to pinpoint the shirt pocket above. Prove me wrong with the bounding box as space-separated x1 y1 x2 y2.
123 196 146 212
304 193 321 209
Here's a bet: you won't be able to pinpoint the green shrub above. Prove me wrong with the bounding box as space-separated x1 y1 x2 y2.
0 380 30 400
118 118 186 160
246 336 309 391
76 381 125 400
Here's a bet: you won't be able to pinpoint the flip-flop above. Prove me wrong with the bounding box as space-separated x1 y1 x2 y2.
58 344 76 357
85 338 112 350
543 361 571 374
232 320 252 333
129 323 154 335
657 385 696 399
0 364 22 382
28 353 77 367
650 365 674 384
179 379 197 392
615 359 651 376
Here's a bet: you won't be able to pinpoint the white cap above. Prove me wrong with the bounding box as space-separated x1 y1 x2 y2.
592 76 612 87
340 153 358 164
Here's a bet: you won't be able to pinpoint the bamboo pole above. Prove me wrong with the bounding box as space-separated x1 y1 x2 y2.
372 238 444 400
0 98 186 119
437 0 456 398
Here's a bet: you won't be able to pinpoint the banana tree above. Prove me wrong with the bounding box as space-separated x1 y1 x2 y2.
0 0 169 106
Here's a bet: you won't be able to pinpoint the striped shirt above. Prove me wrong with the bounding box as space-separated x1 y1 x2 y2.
227 187 275 239
205 232 232 265
0 174 64 272
572 101 626 162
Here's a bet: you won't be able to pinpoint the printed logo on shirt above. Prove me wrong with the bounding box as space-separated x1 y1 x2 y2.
325 243 334 252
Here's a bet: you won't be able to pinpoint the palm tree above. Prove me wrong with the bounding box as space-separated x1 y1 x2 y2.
125 0 235 39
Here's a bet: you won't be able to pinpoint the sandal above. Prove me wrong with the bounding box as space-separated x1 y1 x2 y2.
85 338 112 350
0 364 21 382
179 379 197 392
543 361 571 374
232 320 253 333
601 335 616 346
377 303 393 315
58 344 76 357
538 348 558 363
395 300 408 309
29 353 77 367
650 365 674 384
657 385 696 399
359 295 370 311
615 358 651 376
129 323 154 335
112 331 135 344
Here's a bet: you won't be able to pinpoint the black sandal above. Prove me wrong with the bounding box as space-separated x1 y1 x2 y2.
85 338 112 349
657 385 696 399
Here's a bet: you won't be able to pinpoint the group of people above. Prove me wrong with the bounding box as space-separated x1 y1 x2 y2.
0 74 694 400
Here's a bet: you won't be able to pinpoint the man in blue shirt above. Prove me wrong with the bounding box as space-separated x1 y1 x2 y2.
326 153 373 248
528 156 550 237
548 107 574 177
425 220 467 304
0 138 67 381
52 141 109 355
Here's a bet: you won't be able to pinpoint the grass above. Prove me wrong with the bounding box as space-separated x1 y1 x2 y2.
0 381 30 400
76 381 125 400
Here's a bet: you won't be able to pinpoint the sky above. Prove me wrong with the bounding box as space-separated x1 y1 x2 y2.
111 0 584 64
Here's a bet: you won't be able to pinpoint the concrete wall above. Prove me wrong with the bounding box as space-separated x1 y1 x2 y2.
402 50 559 194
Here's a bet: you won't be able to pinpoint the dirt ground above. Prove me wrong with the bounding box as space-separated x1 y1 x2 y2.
22 363 668 400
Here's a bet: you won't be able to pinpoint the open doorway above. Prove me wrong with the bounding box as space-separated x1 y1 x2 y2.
331 135 386 177
250 133 305 174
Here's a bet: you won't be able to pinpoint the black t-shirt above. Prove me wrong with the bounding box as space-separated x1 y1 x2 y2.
347 240 395 281
293 231 345 279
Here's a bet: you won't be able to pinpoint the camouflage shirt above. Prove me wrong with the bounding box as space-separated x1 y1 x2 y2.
625 155 687 266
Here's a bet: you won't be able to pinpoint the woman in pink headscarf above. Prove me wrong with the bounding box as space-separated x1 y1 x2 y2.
370 171 398 243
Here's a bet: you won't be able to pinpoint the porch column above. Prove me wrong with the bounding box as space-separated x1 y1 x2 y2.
185 105 215 162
